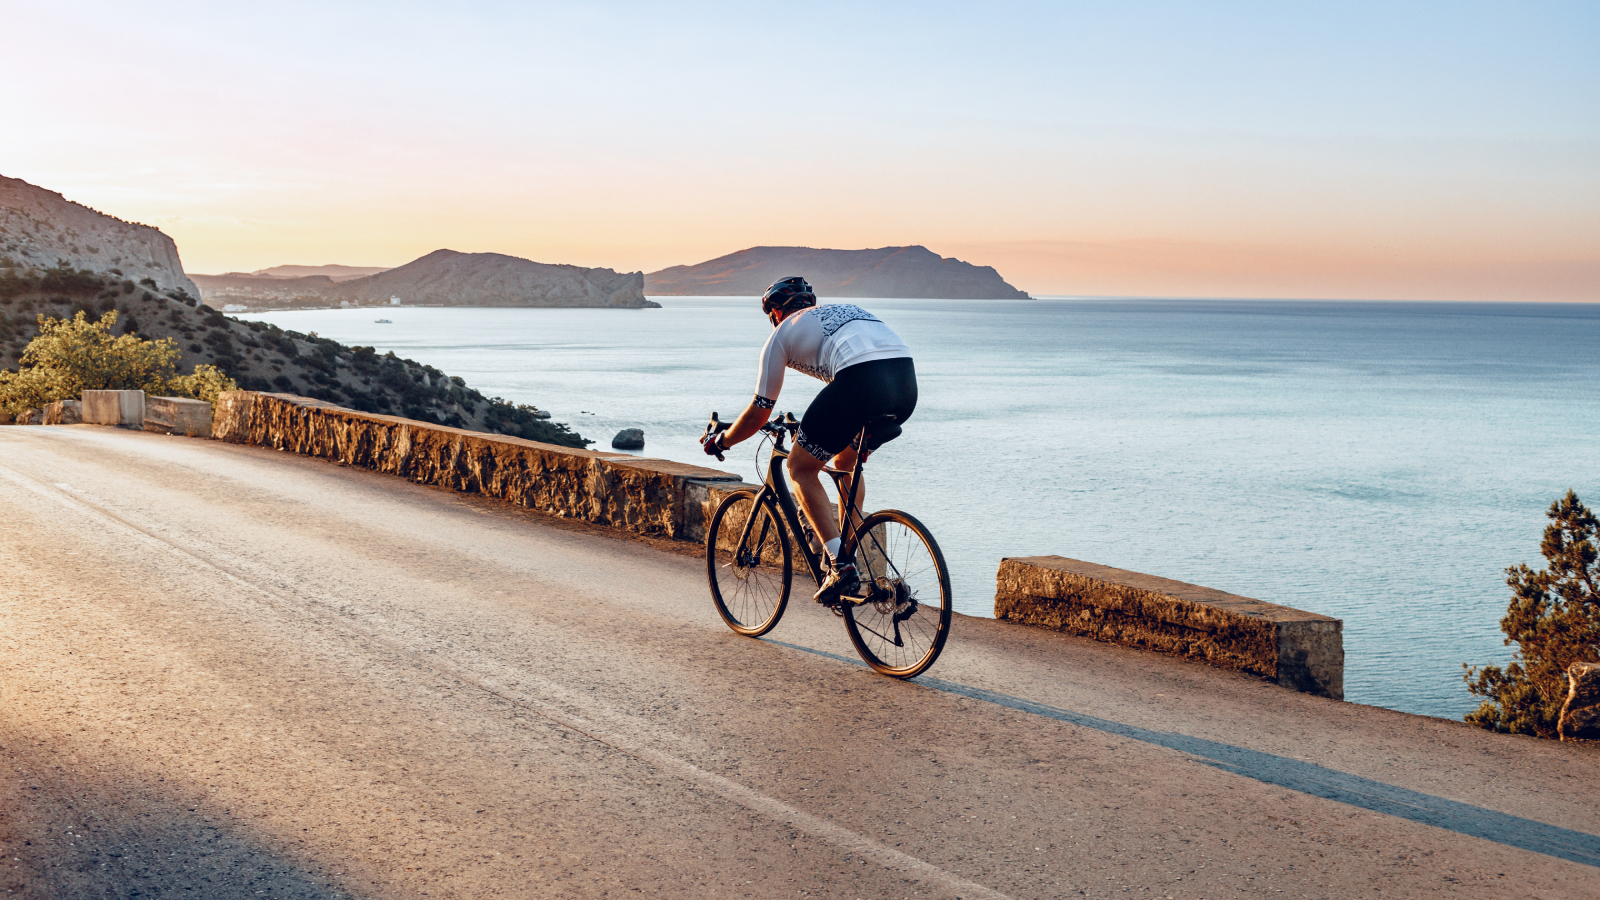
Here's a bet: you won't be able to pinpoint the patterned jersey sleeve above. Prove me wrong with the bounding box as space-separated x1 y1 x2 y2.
753 325 787 406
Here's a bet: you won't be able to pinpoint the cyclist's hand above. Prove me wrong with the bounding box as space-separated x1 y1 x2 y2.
701 431 726 460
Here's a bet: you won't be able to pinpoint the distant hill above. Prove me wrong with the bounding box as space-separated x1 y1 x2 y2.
253 264 390 281
645 245 1028 299
328 249 657 309
197 250 657 310
0 175 200 302
192 273 338 309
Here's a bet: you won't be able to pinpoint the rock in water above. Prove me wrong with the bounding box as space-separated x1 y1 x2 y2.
1559 662 1600 741
611 428 645 450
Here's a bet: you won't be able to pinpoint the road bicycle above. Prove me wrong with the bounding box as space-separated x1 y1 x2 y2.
701 411 952 678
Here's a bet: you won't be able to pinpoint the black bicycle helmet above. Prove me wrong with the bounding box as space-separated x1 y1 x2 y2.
761 276 817 315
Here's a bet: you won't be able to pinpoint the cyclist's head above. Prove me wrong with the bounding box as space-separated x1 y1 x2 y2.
761 276 816 324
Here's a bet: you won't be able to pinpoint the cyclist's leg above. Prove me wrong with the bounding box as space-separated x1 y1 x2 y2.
793 357 915 560
786 442 840 548
828 444 865 546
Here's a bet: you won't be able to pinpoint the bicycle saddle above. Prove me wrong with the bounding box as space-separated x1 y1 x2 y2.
863 414 902 452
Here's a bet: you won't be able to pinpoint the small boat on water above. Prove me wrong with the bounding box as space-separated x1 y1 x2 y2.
374 318 393 323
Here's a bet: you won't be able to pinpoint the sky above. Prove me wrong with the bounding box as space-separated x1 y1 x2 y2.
3 1 1596 300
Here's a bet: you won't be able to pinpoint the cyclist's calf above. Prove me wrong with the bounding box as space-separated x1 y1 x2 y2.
787 442 864 557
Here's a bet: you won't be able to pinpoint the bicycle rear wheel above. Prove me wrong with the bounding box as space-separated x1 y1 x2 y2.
843 509 953 678
706 489 792 636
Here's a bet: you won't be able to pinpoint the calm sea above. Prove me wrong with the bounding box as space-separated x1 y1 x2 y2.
241 298 1600 720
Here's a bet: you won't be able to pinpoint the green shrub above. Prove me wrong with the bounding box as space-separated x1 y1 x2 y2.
1464 490 1600 737
166 364 238 405
0 366 67 415
0 310 236 415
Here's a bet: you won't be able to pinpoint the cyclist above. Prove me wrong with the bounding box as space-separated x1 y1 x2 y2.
702 276 917 606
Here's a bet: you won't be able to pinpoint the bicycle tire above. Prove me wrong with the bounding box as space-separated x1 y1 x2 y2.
842 509 953 678
706 489 792 636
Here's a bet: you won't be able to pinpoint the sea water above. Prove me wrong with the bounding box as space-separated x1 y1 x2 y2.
241 298 1600 720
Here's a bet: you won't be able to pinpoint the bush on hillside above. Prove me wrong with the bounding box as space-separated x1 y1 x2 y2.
0 310 238 415
168 364 239 405
0 261 105 302
1464 490 1600 737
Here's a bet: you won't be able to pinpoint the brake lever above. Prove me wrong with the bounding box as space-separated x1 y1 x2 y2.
704 412 728 462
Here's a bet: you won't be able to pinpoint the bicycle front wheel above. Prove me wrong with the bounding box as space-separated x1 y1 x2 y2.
706 488 792 636
843 509 953 678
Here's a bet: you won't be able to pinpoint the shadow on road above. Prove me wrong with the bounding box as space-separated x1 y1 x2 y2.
767 639 1600 868
0 725 348 900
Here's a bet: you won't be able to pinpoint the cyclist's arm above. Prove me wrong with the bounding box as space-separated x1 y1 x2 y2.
720 328 786 448
719 396 774 448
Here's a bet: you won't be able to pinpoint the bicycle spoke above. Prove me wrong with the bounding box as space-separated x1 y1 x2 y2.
843 510 952 678
707 491 791 637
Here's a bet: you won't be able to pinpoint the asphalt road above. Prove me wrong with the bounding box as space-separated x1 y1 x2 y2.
2 425 1597 900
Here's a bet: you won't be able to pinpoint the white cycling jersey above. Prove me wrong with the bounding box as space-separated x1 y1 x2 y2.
753 303 911 407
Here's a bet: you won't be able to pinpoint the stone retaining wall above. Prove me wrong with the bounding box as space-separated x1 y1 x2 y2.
43 400 82 425
212 391 750 540
996 555 1344 698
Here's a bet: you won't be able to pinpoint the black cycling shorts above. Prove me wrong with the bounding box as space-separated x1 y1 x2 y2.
795 357 917 462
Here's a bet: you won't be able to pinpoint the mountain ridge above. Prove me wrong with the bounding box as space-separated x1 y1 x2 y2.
327 249 657 309
645 245 1028 299
197 249 658 310
253 264 389 281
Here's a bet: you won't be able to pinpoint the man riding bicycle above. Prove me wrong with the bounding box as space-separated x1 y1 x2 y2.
703 276 917 607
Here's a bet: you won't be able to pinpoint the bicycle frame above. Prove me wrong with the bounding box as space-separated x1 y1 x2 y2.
733 421 869 589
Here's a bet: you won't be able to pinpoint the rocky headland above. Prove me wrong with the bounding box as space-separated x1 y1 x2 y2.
645 245 1029 299
197 249 658 311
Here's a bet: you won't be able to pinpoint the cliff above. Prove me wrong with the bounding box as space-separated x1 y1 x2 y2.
0 175 201 302
645 245 1029 300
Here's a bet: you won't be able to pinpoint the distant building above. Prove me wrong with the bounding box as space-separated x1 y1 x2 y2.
390 295 402 306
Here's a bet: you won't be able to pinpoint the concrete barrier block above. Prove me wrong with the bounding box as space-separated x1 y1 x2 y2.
43 400 83 425
82 390 145 427
996 556 1344 699
1559 662 1600 742
144 396 214 437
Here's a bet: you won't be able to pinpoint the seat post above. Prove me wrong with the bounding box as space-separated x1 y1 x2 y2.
840 427 869 557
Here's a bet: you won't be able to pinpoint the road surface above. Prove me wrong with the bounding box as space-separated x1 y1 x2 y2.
2 425 1596 899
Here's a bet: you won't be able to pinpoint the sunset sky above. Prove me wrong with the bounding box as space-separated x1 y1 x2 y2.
5 1 1596 300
